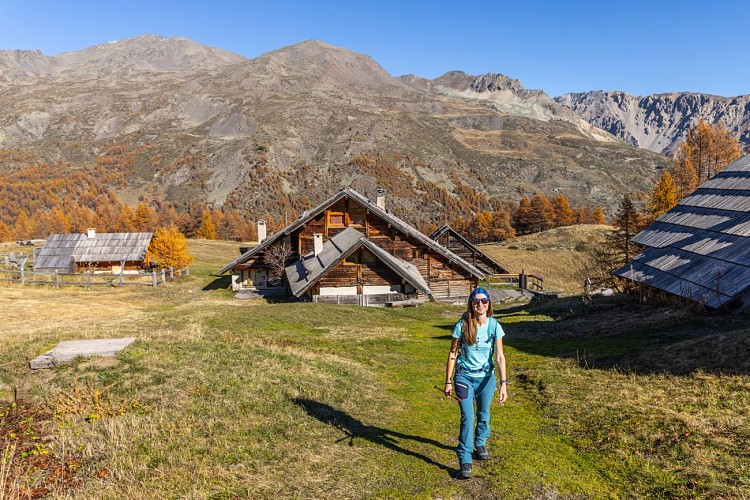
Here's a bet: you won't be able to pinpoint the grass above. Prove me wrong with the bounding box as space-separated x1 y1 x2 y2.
479 224 612 293
0 238 748 498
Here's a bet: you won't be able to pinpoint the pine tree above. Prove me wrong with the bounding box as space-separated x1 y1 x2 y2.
148 224 194 270
647 171 678 220
194 208 217 239
610 194 645 263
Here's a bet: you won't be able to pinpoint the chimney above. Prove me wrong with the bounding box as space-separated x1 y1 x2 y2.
313 233 323 256
376 188 386 211
86 228 96 239
257 220 267 243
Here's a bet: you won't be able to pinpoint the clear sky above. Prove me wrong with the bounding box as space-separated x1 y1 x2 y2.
0 0 747 97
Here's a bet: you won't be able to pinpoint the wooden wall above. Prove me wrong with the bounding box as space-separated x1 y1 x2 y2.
250 196 478 300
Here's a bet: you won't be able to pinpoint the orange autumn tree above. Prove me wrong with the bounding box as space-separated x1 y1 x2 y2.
672 120 741 198
647 171 678 220
194 208 217 240
148 224 194 271
552 194 575 227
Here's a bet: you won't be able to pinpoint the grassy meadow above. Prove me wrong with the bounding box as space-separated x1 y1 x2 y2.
480 224 612 293
0 237 748 498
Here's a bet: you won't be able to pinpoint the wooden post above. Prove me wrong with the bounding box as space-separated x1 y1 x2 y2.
152 270 157 287
86 271 91 288
161 268 166 283
20 265 25 285
119 260 125 286
55 270 59 289
169 266 174 279
185 267 190 276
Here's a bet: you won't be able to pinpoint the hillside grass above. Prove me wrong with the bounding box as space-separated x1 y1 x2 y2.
479 224 613 293
0 239 748 498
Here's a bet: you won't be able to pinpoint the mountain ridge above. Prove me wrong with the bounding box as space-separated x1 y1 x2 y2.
0 35 668 225
556 90 750 155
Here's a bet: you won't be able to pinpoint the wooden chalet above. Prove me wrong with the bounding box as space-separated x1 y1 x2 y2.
219 189 485 304
34 229 153 274
429 224 508 276
614 155 750 309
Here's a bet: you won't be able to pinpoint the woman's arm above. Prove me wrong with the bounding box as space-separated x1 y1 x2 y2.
445 338 460 397
495 337 508 403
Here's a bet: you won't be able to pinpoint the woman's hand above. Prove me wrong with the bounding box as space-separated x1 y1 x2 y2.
444 382 453 398
497 382 508 404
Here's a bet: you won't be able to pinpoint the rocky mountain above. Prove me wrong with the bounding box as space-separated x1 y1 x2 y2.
0 35 668 224
555 90 750 156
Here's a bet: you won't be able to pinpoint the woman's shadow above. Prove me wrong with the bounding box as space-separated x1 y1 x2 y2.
293 398 457 475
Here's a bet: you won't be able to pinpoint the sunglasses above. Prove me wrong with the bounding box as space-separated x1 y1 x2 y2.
471 298 489 305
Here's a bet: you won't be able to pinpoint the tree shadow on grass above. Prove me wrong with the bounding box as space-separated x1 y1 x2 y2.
293 398 458 476
501 295 750 376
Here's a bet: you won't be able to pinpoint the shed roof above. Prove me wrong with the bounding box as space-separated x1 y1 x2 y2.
614 155 750 308
34 232 153 271
285 227 431 297
219 189 485 279
429 224 508 274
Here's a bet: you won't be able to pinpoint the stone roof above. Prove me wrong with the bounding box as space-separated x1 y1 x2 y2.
34 232 153 271
285 227 430 297
614 155 750 308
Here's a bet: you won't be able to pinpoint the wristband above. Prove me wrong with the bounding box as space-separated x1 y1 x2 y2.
499 380 507 384
445 382 452 385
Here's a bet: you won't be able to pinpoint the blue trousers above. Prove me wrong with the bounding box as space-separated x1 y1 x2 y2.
454 372 496 465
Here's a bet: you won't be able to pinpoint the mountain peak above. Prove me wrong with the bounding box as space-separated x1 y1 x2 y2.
251 39 402 89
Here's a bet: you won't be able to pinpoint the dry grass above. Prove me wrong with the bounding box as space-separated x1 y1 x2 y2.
480 224 613 293
0 239 748 498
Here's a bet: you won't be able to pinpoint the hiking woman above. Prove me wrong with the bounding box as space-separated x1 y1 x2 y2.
444 287 507 480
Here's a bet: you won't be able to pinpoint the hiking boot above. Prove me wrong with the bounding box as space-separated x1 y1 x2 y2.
475 446 490 460
457 463 472 480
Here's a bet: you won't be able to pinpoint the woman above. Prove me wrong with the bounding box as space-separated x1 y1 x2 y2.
444 287 507 480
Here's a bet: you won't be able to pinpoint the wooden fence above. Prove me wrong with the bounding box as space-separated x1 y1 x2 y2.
487 272 544 291
0 266 189 288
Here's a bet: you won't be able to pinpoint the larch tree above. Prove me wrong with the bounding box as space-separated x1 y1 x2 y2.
672 120 741 198
512 196 532 235
117 205 137 232
528 194 555 233
194 208 217 240
148 224 194 271
134 202 157 232
0 221 12 242
647 171 678 220
552 194 575 227
491 207 516 241
593 207 606 225
14 210 32 239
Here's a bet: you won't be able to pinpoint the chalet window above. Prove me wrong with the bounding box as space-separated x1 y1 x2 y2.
361 249 376 264
344 249 376 265
328 212 345 226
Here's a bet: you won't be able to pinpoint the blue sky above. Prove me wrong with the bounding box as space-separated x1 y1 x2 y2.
0 0 747 97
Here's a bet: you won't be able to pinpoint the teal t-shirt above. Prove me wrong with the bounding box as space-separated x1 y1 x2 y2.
452 316 505 377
